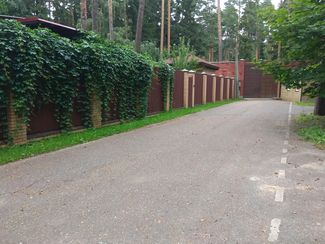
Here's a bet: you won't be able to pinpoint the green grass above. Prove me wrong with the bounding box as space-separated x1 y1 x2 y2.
295 113 325 149
294 101 315 106
0 99 240 165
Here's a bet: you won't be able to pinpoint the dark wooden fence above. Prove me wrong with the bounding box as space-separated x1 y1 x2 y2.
1 70 234 144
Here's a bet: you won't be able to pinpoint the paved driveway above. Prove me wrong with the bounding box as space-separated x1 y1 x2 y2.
0 100 324 243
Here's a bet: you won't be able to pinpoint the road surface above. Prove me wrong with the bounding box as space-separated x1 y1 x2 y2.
0 100 324 243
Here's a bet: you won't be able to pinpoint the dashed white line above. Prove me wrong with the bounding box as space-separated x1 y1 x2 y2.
275 187 284 202
281 157 287 164
282 148 288 154
284 140 288 145
278 170 285 179
268 218 282 242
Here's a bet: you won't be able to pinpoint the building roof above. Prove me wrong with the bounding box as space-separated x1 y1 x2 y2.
18 17 80 39
166 56 219 70
0 15 80 39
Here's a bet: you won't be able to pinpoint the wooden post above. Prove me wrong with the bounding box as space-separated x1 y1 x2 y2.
202 72 207 104
219 75 224 101
212 74 216 102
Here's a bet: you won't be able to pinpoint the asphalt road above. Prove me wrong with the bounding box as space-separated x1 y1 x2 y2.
0 100 324 244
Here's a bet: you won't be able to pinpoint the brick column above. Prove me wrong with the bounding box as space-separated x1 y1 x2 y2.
183 70 189 108
212 74 216 102
189 70 196 108
7 92 27 145
202 72 207 104
219 75 224 101
166 82 170 111
226 77 230 99
90 94 102 128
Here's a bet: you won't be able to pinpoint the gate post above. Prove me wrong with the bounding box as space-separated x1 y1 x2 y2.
202 72 207 104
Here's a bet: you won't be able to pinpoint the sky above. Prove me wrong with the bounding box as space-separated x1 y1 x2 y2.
219 0 282 9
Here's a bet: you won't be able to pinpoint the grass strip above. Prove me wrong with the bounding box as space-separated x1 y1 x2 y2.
0 99 240 165
294 101 315 106
295 113 325 149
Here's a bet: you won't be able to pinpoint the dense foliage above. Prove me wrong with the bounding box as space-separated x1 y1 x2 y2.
0 19 152 140
158 62 175 111
0 0 278 61
257 0 325 114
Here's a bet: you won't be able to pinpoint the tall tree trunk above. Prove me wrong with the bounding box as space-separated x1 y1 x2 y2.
108 0 114 39
160 0 165 56
167 0 171 55
80 0 87 29
124 0 128 39
92 0 98 32
217 0 222 62
135 0 145 52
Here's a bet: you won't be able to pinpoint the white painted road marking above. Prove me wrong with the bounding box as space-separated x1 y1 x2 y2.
275 187 284 202
278 170 285 179
284 140 288 145
282 148 288 154
281 157 287 164
268 218 281 242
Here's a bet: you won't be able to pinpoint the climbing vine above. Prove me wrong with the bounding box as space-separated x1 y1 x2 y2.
0 20 152 141
158 62 175 111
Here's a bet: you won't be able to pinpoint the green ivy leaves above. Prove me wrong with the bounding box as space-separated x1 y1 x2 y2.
0 20 152 141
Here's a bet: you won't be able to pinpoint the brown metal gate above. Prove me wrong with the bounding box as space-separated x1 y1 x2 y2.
243 63 278 98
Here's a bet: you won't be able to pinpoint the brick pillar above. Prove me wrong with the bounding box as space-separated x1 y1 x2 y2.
90 94 102 128
183 71 189 108
219 75 224 101
7 92 27 145
212 75 216 102
166 82 170 111
202 72 207 104
189 71 196 107
226 77 230 99
231 78 235 98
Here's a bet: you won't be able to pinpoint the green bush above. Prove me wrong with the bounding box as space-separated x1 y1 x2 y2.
0 20 152 142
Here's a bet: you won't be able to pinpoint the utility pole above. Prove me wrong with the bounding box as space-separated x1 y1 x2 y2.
108 0 114 39
234 0 241 98
167 0 171 55
217 0 222 62
160 0 165 56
